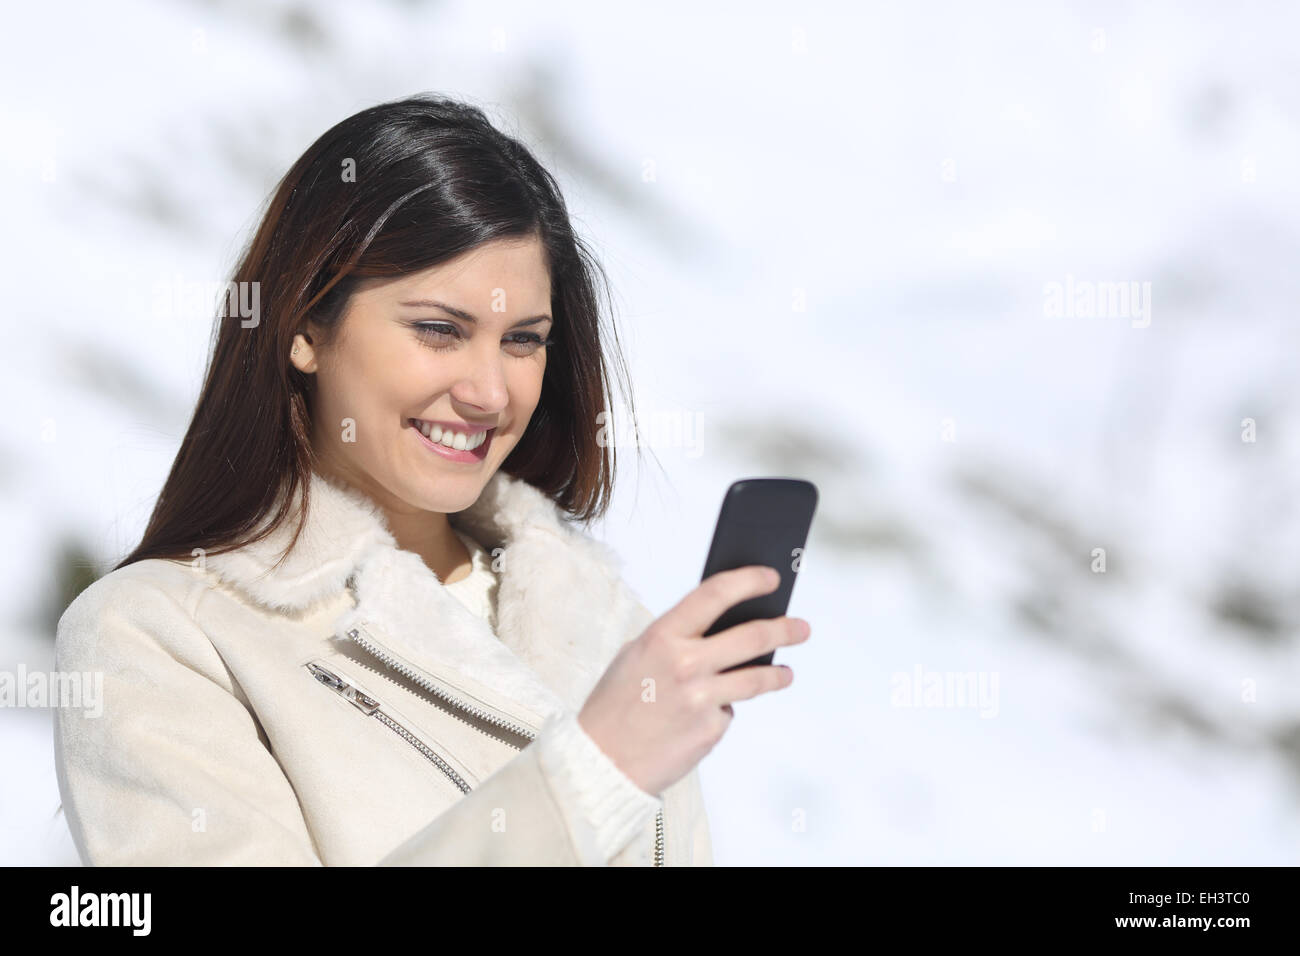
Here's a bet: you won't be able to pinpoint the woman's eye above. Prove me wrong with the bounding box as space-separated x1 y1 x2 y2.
413 322 460 349
413 322 553 357
504 332 554 356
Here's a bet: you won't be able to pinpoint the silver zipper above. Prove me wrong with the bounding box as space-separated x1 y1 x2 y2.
654 804 665 867
306 661 472 794
333 648 527 744
343 623 666 867
345 625 538 739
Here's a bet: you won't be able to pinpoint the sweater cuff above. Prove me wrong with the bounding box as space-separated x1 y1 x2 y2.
534 709 663 865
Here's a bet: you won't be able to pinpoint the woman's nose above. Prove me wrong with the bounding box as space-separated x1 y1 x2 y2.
448 349 509 412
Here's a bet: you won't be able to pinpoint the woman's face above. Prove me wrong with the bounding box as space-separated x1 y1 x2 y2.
299 235 553 518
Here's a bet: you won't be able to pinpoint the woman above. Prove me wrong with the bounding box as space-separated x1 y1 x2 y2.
53 94 809 866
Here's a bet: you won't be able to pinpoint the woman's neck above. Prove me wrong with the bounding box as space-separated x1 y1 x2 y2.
311 461 472 584
387 512 473 585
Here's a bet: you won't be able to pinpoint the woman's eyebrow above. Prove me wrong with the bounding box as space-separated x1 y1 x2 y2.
398 299 551 326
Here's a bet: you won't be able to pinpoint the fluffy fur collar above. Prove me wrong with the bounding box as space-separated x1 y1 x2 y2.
204 469 646 722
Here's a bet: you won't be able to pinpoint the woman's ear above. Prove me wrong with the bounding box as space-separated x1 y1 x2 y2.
289 330 319 374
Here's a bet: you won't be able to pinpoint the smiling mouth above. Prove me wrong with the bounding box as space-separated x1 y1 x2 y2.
408 418 495 461
410 419 491 450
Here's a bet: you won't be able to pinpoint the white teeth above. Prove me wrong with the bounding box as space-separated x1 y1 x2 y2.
413 420 486 451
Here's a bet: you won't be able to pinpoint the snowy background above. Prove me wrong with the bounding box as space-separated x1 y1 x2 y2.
4 0 1299 864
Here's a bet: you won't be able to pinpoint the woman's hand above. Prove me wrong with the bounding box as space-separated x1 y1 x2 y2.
577 565 811 796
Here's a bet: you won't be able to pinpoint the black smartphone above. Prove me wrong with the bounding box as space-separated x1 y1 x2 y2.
700 478 818 671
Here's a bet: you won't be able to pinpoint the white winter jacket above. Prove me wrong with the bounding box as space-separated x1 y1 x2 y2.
53 467 713 866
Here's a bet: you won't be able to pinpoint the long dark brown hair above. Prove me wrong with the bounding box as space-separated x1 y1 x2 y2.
114 92 641 574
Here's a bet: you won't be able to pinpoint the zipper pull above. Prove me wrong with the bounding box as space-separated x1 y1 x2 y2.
306 662 381 715
307 661 345 690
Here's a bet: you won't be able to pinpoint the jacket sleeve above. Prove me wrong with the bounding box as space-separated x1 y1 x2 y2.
380 581 669 866
380 555 717 865
54 573 325 866
55 573 665 866
377 708 662 866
